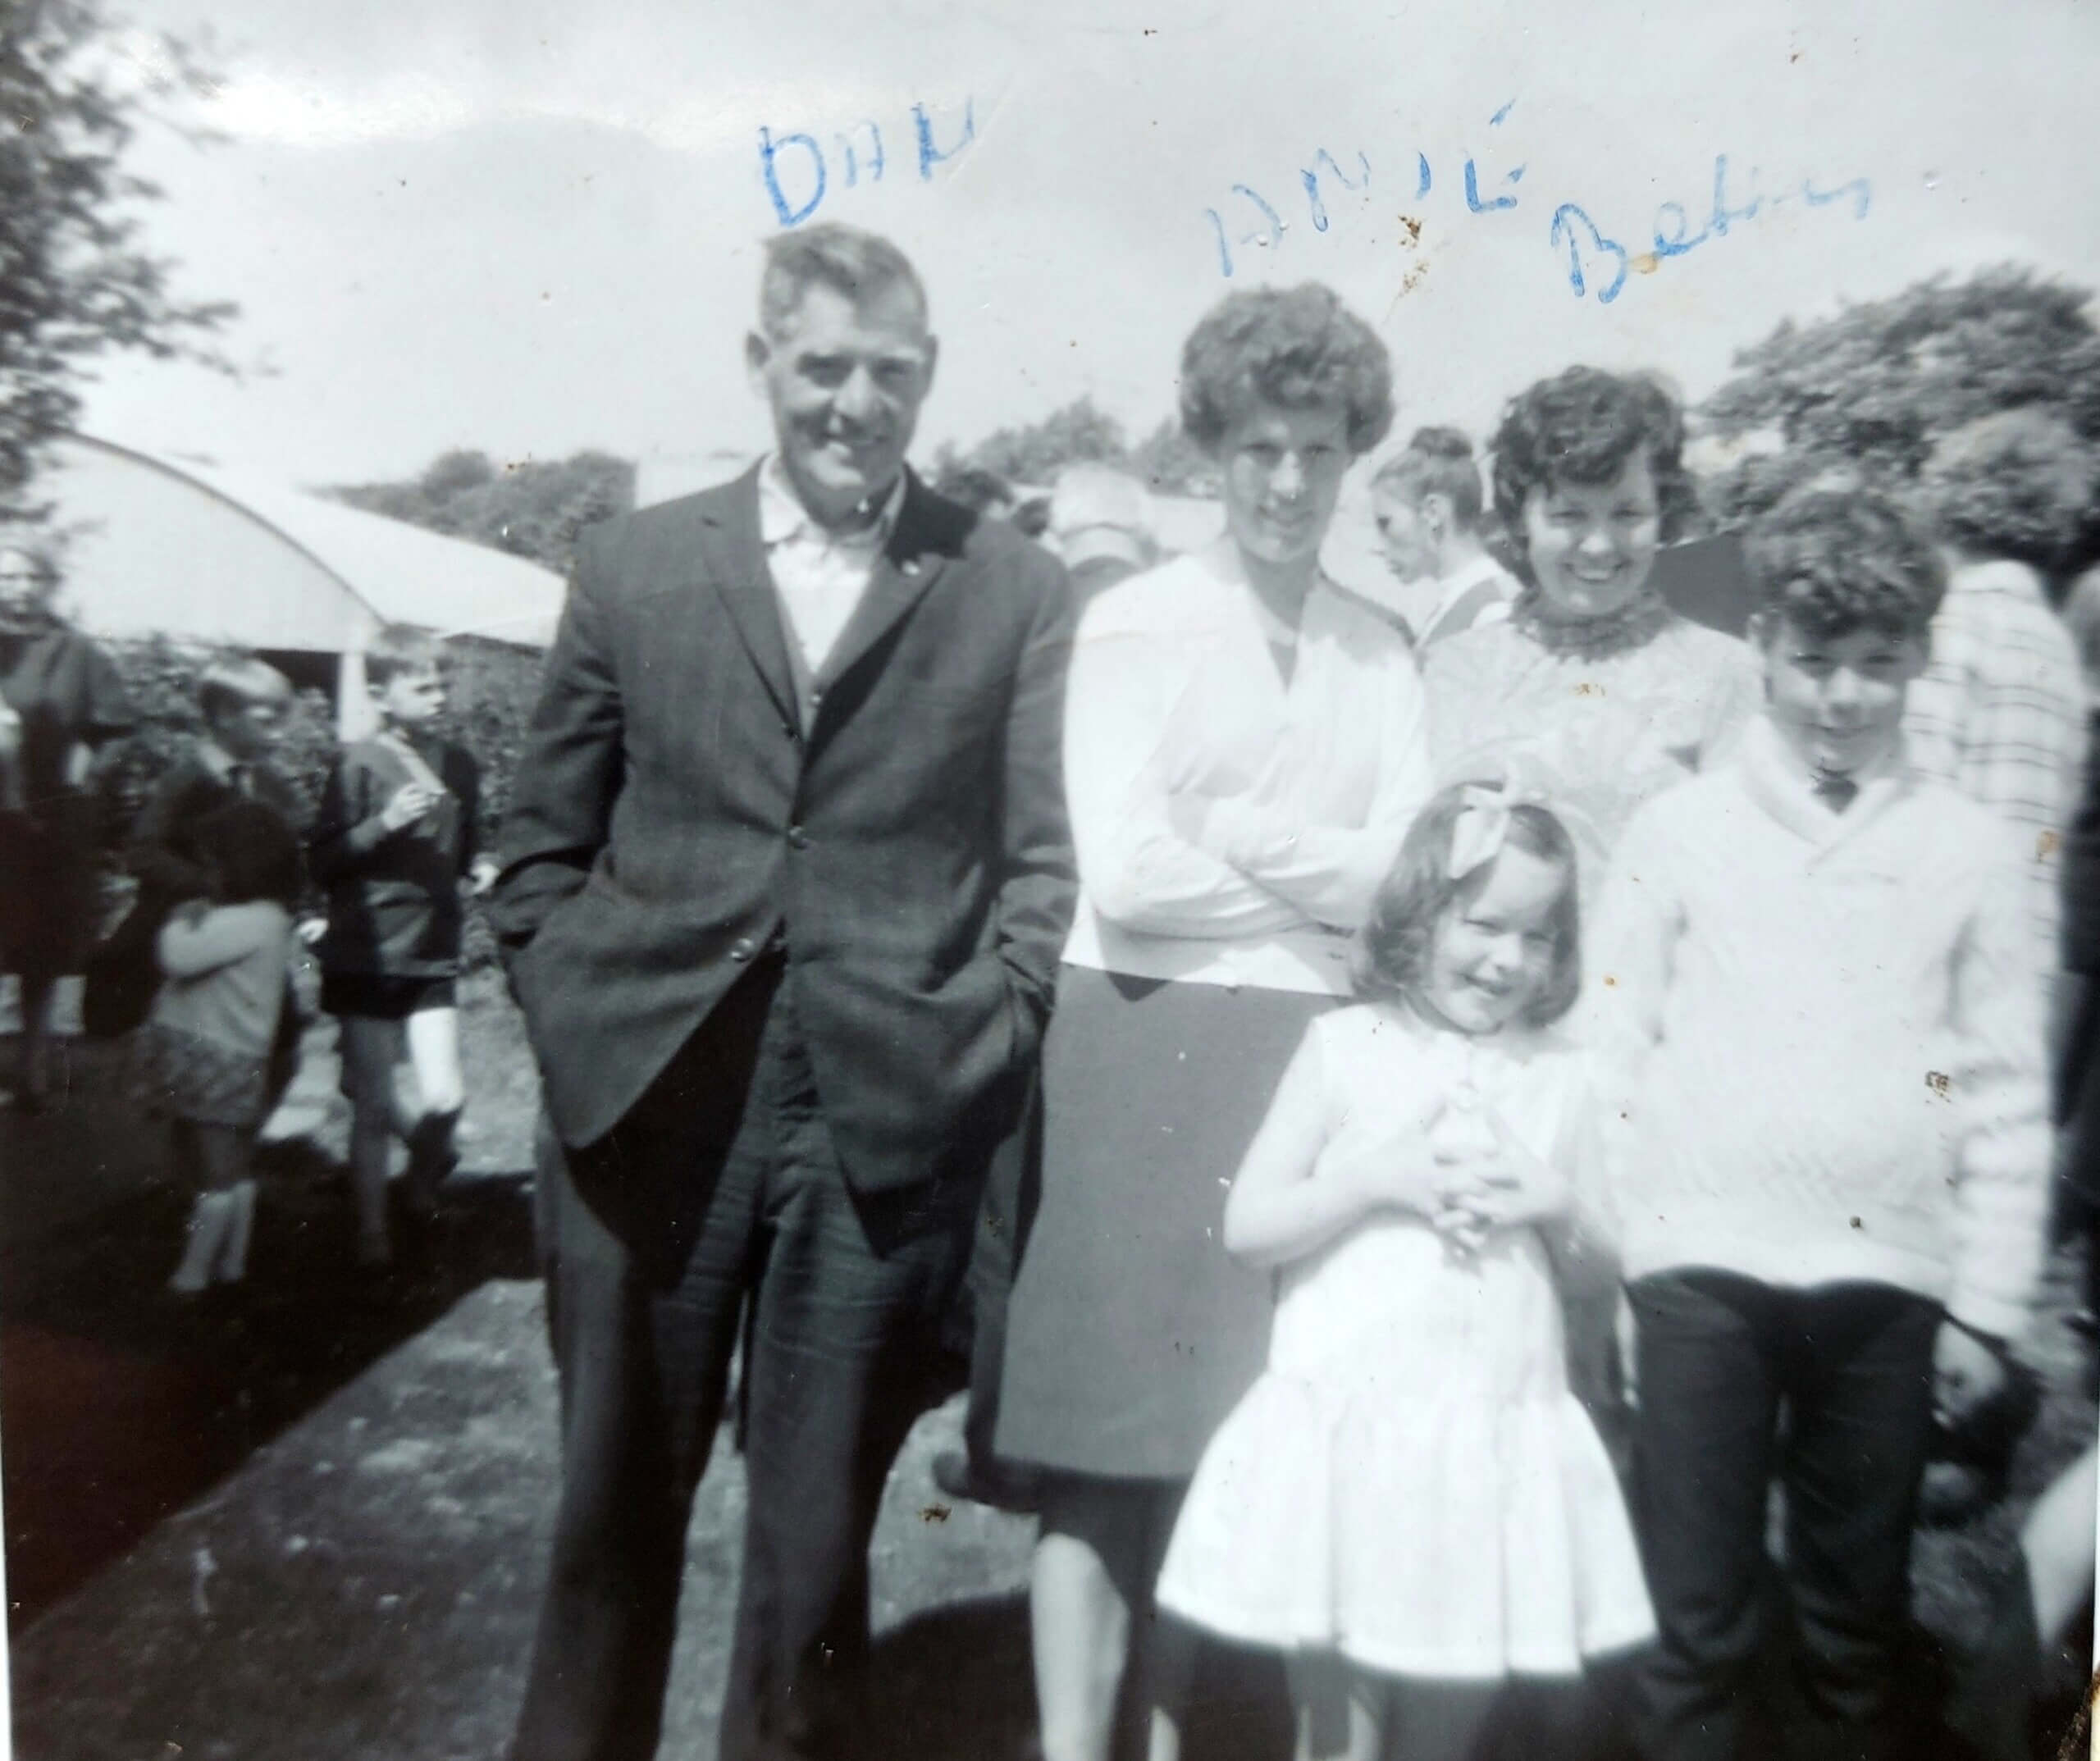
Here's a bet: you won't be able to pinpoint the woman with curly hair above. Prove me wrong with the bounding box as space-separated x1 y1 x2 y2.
1422 368 1760 901
994 285 1434 1761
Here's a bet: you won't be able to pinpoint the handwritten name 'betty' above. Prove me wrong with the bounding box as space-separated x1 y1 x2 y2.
1203 105 1869 303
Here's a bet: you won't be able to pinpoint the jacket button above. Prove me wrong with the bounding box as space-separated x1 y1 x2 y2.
729 936 756 962
787 825 810 851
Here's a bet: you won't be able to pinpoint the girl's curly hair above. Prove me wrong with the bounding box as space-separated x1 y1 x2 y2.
1489 367 1701 585
1178 284 1394 458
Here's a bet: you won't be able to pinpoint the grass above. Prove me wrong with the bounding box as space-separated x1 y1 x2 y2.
3 974 2097 1755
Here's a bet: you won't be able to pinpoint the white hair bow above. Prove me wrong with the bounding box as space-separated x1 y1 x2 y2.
1447 781 1528 880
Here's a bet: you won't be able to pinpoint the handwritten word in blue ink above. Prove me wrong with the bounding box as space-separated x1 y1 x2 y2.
759 99 975 229
1550 155 1871 305
1204 103 1525 278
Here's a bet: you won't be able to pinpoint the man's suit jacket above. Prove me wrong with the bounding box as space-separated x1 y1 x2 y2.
490 464 1078 1193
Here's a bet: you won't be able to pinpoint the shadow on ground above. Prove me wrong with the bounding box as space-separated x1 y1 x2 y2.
3 1075 536 1628
851 1592 1297 1761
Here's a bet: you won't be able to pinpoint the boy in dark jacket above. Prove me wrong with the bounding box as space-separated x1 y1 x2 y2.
310 626 492 1266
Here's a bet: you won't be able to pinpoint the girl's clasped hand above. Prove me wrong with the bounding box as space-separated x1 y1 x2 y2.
1427 1105 1571 1252
1328 1101 1569 1255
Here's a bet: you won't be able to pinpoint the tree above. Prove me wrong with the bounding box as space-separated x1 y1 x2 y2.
1700 267 2100 556
938 395 1128 488
936 397 1222 504
1128 416 1220 499
2 1 234 526
327 448 637 578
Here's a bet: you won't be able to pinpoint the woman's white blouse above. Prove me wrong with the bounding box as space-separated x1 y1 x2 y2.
1061 551 1434 996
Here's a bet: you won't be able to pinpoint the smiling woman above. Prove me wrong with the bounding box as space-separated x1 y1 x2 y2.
1422 367 1761 904
994 282 1435 1761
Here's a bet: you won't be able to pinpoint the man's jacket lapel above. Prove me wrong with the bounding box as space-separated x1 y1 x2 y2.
696 467 799 732
812 472 951 702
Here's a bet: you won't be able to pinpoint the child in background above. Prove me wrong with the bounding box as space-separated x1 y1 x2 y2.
138 801 303 1295
1154 782 1652 1761
115 655 306 1089
1593 487 2052 1761
128 655 304 902
309 626 492 1269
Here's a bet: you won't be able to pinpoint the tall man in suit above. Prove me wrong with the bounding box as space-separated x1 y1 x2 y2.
493 224 1077 1761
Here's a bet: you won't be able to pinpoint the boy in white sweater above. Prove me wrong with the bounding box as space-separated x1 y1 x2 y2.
1592 486 2050 1761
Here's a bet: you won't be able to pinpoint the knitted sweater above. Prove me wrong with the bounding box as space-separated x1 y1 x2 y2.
1588 718 2049 1342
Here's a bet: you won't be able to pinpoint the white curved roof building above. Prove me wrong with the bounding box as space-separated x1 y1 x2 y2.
34 435 568 653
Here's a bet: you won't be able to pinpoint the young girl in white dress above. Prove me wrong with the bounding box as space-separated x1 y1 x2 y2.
1153 780 1653 1761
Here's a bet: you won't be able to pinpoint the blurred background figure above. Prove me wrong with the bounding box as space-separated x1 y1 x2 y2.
1369 426 1520 650
126 656 304 901
0 542 137 1109
95 655 305 1107
2055 564 2100 1313
136 800 304 1299
1045 462 1157 605
1905 408 2095 983
933 463 1021 522
310 625 490 1271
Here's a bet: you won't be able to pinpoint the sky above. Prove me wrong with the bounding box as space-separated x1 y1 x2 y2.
75 0 2100 498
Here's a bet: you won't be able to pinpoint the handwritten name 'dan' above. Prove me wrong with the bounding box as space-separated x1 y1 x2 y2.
760 100 976 229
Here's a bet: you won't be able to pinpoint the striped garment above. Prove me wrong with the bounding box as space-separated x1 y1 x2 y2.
1902 559 2084 975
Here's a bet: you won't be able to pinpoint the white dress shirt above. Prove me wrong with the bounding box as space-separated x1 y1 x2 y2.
757 454 907 677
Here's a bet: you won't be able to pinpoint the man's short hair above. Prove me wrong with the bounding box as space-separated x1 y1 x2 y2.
1743 485 1947 642
364 623 444 687
198 654 294 722
758 224 929 339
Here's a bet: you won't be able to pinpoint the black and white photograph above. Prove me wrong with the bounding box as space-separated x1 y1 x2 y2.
3 2 2099 1756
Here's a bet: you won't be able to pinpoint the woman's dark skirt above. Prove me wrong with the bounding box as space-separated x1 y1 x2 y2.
996 964 1333 1480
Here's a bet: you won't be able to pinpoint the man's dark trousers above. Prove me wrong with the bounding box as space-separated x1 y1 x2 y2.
512 954 975 1761
1625 1270 1941 1761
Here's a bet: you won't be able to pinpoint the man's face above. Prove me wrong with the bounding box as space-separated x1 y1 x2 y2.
1755 613 1926 780
213 696 287 761
0 548 52 628
747 281 937 527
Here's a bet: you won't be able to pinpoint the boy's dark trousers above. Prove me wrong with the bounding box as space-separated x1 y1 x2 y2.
1625 1270 1941 1761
